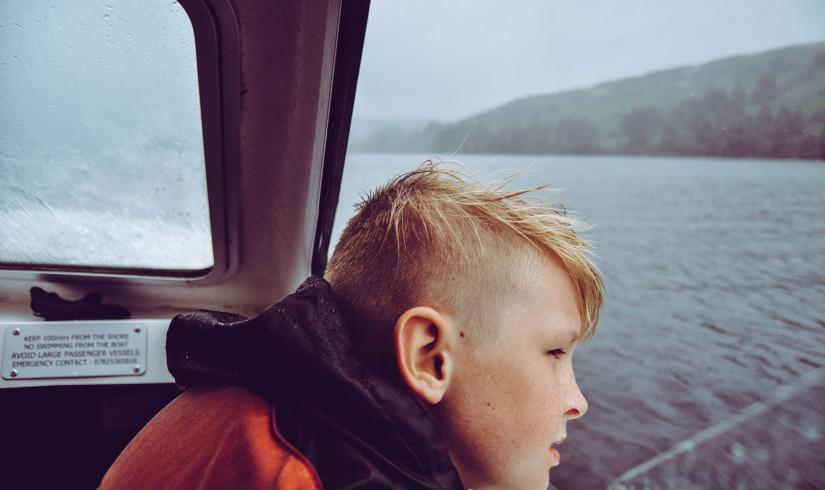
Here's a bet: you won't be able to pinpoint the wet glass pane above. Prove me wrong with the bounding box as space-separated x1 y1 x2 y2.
0 0 212 273
335 1 825 488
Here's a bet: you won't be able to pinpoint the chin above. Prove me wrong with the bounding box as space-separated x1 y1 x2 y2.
520 472 552 490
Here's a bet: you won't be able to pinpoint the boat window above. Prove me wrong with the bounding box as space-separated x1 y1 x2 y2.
0 0 212 275
333 1 825 488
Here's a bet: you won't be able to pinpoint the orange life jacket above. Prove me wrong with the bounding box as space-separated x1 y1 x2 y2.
100 385 322 490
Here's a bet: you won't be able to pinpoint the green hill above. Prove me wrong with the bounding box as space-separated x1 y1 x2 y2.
351 41 825 160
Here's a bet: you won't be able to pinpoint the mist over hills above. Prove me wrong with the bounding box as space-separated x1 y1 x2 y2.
350 41 825 160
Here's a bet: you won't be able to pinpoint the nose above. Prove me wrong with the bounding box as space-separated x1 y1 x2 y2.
564 372 588 420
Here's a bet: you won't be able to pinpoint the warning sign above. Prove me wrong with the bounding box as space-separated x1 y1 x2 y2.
2 322 148 380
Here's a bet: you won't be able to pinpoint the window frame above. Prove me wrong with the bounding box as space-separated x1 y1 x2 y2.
311 0 371 276
0 0 240 282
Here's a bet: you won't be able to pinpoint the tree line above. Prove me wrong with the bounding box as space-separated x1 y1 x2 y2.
353 43 825 161
428 86 825 160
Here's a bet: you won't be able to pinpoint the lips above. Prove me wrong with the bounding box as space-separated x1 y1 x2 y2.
549 436 565 464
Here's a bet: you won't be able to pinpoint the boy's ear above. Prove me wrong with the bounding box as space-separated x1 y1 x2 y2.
394 306 455 405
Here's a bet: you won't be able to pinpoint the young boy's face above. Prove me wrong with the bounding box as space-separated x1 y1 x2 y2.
435 255 587 489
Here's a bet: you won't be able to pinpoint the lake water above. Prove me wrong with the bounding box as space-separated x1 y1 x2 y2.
333 153 825 489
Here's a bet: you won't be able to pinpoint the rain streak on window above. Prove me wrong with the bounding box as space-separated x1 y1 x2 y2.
0 1 213 273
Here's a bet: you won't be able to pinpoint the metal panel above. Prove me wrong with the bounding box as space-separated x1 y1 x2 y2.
0 320 172 388
2 322 147 380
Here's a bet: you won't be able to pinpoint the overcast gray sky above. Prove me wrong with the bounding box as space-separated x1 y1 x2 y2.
352 0 825 122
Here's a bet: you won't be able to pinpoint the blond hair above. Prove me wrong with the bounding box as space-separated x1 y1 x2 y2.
325 161 603 368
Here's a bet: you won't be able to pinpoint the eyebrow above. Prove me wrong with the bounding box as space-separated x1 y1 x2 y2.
547 326 580 346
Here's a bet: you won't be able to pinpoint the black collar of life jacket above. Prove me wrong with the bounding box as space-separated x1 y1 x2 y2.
166 275 465 490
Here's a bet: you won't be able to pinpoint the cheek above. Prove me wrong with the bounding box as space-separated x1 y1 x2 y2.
506 361 565 437
476 358 564 451
483 361 565 486
442 353 566 478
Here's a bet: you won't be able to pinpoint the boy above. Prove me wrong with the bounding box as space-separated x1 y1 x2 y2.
101 162 603 489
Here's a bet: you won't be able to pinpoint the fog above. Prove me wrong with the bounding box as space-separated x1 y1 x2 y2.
354 0 825 121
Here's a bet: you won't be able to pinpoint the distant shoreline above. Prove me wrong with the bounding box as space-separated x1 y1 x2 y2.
350 41 825 162
346 151 825 164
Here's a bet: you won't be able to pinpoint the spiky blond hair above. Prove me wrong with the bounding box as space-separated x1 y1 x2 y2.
325 161 603 369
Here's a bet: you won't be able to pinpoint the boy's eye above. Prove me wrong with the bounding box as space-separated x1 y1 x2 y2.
547 349 566 359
